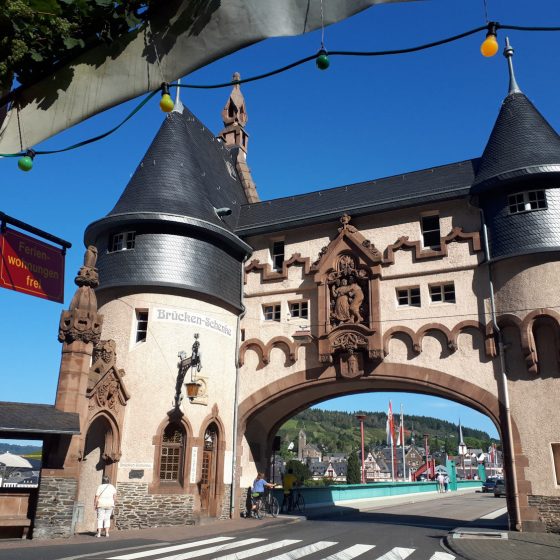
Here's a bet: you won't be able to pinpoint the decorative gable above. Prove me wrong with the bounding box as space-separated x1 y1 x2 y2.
311 214 383 373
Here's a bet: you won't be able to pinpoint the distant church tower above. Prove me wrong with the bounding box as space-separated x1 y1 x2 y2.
298 429 307 461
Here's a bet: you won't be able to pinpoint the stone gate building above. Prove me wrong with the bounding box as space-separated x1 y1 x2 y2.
4 45 560 536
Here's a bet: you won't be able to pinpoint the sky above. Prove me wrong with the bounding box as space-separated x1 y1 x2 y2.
1 0 559 442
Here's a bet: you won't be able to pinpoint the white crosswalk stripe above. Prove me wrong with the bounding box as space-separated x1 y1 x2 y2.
321 543 376 559
265 540 339 560
374 548 415 560
103 535 455 560
148 538 265 560
211 539 301 560
108 537 235 559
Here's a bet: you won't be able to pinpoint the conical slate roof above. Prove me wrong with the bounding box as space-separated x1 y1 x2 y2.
472 92 560 193
107 104 248 227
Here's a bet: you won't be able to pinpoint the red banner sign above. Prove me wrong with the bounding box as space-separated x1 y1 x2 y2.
0 227 65 303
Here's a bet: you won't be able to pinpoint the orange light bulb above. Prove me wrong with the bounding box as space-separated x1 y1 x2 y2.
481 33 499 57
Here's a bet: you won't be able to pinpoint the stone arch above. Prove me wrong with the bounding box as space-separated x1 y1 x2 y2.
522 310 560 376
238 361 530 530
239 339 267 368
239 336 299 368
383 326 419 356
75 413 115 533
416 323 454 354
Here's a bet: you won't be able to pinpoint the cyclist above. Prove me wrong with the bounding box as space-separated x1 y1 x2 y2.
251 472 275 517
281 468 297 513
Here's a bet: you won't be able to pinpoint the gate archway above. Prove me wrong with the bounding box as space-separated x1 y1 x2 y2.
238 361 524 528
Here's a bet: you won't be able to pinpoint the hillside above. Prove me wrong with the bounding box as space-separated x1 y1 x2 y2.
0 442 42 456
277 408 496 456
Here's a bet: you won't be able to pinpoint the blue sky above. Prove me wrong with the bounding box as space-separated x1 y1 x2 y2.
2 0 559 442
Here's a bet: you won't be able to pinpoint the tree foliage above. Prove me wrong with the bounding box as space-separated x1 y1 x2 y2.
0 0 155 91
277 408 495 457
346 450 361 484
285 460 311 484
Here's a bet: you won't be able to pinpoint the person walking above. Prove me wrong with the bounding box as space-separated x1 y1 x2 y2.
94 474 117 537
436 472 445 493
444 474 450 493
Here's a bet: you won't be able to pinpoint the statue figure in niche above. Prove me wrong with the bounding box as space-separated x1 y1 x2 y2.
332 278 352 322
348 276 364 323
331 275 365 325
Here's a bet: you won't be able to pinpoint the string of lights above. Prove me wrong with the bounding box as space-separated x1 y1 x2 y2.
2 22 560 171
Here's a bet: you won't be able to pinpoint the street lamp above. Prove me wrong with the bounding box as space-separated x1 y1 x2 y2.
356 414 367 484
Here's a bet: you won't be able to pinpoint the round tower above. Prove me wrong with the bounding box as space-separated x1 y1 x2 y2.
471 40 560 531
79 93 252 529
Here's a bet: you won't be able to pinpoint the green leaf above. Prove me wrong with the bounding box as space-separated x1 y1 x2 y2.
63 37 85 50
30 51 43 62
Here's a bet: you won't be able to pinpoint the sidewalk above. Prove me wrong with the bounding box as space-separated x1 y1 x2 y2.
444 527 560 560
0 514 298 551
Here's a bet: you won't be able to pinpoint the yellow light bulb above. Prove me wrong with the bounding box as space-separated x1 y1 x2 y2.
480 33 499 57
160 93 174 113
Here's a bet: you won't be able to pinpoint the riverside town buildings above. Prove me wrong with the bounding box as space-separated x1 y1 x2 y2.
1 45 560 536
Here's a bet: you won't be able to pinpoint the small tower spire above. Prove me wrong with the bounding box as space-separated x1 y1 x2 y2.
504 37 521 95
218 72 260 203
219 72 249 153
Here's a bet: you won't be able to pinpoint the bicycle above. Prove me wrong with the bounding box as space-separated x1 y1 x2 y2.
292 487 305 514
261 487 280 517
250 487 279 518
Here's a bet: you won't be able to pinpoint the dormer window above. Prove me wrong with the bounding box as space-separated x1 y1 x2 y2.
109 231 136 252
271 240 285 272
508 190 547 214
421 215 441 249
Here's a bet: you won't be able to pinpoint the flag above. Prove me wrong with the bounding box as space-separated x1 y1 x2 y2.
396 423 401 446
287 441 294 451
386 401 395 446
0 0 421 153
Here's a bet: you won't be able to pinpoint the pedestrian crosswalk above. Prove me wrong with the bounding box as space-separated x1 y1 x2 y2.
104 536 455 560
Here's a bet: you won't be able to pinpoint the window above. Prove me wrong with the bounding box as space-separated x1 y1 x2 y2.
421 215 441 249
263 304 281 321
508 190 547 214
135 310 149 343
109 231 136 252
271 240 285 272
552 443 560 485
289 300 309 319
160 424 185 482
430 283 456 303
397 287 421 307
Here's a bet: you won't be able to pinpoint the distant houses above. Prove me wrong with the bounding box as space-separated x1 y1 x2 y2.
285 430 501 483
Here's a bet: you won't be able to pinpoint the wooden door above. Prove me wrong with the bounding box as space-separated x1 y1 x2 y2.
200 424 218 516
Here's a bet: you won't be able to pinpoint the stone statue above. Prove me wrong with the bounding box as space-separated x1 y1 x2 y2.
332 278 352 322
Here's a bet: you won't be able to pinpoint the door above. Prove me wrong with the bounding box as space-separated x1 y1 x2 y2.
200 424 218 516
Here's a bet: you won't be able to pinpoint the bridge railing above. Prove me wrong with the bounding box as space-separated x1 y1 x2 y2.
273 480 481 510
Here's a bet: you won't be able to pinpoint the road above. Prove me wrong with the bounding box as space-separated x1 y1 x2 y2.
0 492 508 560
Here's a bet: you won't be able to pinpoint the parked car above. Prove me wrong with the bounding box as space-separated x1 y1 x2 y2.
481 477 498 492
494 478 506 497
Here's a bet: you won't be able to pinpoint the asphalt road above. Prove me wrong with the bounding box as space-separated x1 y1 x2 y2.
0 492 508 560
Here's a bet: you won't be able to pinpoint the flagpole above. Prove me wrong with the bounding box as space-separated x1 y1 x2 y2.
389 401 395 482
401 404 406 481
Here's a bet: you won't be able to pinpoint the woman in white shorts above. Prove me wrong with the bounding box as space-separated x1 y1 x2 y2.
94 475 117 537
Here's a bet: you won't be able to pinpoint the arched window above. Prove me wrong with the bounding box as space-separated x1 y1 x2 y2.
160 423 185 483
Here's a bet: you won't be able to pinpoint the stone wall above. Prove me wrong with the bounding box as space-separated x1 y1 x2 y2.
528 495 560 533
33 477 78 539
115 482 195 530
219 484 231 519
